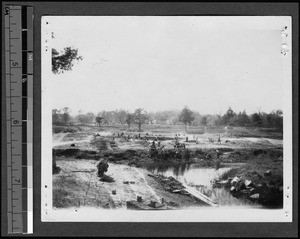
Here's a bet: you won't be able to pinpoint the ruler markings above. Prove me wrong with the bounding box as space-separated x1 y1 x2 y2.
6 5 33 234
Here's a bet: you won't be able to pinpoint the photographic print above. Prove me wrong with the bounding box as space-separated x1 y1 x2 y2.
41 16 292 222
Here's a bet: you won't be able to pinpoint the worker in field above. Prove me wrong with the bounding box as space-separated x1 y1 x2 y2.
217 134 221 144
215 149 221 170
152 140 156 148
216 149 220 159
186 136 188 142
148 140 157 157
175 134 179 144
158 140 161 147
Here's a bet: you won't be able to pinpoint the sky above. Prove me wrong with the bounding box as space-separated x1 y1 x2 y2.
44 16 287 116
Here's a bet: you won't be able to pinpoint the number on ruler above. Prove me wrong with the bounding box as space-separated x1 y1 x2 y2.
15 179 20 183
13 120 19 125
22 78 27 83
12 62 19 67
28 54 33 61
5 6 9 15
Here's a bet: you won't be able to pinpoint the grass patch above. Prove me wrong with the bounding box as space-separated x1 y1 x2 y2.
53 174 84 208
211 188 259 207
53 188 75 208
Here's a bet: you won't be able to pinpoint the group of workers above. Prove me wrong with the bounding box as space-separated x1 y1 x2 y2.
148 139 165 158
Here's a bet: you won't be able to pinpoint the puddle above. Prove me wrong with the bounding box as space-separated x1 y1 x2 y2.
142 163 234 188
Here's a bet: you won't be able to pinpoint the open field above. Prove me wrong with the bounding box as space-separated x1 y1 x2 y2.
52 124 283 210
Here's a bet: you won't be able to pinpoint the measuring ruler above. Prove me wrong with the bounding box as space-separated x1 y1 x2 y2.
4 5 33 234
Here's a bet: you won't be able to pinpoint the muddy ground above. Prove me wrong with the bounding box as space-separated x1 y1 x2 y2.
52 125 283 210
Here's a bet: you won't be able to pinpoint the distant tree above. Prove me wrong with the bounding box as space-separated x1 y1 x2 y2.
116 109 127 125
274 110 283 130
52 109 62 125
133 108 148 131
192 112 202 126
155 111 168 124
251 113 262 127
178 107 195 131
52 47 83 74
265 110 283 130
86 112 95 124
77 113 89 125
200 116 208 126
147 112 155 124
95 116 104 128
231 110 250 126
61 107 70 125
222 106 236 125
125 113 134 129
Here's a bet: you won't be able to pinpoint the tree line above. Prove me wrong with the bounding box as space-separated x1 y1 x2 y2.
52 106 283 131
50 45 282 131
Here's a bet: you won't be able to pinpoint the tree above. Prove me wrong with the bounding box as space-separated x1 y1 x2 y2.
52 109 62 125
178 107 195 131
192 112 202 126
222 106 236 125
116 109 127 125
77 113 89 125
95 116 104 128
86 112 95 124
200 116 208 126
155 111 168 124
133 108 148 131
251 113 262 127
52 47 83 74
61 107 70 125
125 113 134 129
147 112 155 124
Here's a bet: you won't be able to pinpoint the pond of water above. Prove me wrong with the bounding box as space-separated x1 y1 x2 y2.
142 163 239 188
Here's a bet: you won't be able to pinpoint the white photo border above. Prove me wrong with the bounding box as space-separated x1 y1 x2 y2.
41 16 293 222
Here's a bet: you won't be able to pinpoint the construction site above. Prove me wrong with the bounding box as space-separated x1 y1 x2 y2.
52 124 283 210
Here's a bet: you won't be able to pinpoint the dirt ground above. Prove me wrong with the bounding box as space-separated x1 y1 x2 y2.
52 124 283 210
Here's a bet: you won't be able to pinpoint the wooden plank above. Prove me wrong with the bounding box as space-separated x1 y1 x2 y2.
183 186 218 207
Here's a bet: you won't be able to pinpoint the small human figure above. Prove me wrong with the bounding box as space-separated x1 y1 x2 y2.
217 135 221 144
159 145 166 159
216 149 220 159
148 141 157 157
186 136 188 142
175 135 179 143
158 141 161 147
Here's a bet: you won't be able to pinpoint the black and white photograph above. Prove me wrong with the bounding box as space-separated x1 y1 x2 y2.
41 16 292 222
